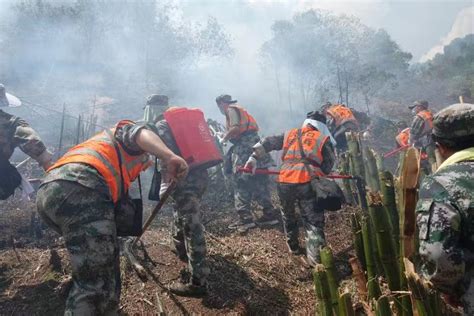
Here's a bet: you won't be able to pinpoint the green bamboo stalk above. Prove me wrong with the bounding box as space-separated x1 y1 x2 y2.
375 295 391 316
400 262 413 316
395 164 413 316
346 132 365 179
340 153 355 205
375 153 384 173
320 247 339 314
348 154 368 211
363 147 380 192
361 216 381 301
427 289 442 316
350 213 366 271
379 170 399 247
313 264 333 316
368 192 403 314
406 273 430 316
338 290 355 316
368 192 400 291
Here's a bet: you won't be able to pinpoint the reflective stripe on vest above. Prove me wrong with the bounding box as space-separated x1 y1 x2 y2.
226 105 259 138
417 110 433 135
326 104 357 127
48 120 150 203
396 128 410 147
278 127 328 184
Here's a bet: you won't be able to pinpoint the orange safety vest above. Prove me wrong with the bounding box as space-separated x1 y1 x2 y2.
278 126 328 184
396 128 410 147
326 104 358 127
226 105 259 139
416 110 433 135
48 120 151 203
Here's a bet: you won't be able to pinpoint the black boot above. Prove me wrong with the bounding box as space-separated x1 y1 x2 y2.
255 212 279 226
168 280 207 297
287 242 305 255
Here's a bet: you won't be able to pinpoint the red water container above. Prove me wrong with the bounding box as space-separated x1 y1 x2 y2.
164 107 223 170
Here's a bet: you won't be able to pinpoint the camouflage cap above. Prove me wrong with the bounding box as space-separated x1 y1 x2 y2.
306 110 326 123
146 94 169 106
215 94 237 105
432 103 474 140
408 100 429 109
320 101 332 111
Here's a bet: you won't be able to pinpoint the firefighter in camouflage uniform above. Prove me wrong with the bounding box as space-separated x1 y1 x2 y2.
245 116 336 266
416 102 474 315
153 111 210 297
408 100 436 172
0 83 52 200
37 120 188 315
216 94 278 233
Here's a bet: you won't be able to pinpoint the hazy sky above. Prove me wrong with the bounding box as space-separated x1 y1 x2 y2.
178 0 473 62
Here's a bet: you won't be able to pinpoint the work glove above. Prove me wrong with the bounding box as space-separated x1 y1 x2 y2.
251 142 266 159
244 156 258 174
219 137 227 147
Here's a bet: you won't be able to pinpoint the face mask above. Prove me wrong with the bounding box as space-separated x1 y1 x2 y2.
411 108 417 115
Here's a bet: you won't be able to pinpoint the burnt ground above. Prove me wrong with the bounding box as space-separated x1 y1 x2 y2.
0 177 357 315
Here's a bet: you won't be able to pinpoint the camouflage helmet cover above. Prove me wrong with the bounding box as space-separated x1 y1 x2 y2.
432 103 474 140
146 94 169 106
408 100 429 109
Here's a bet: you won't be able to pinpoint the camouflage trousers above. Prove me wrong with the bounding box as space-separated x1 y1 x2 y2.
277 182 326 266
36 180 120 315
171 169 210 285
233 173 275 221
228 132 276 221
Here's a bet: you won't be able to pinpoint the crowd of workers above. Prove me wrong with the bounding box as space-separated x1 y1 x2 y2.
0 82 472 315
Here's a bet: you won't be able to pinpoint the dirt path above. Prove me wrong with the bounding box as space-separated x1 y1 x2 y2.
0 194 356 315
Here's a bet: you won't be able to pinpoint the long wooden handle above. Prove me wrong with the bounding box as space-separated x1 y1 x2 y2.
133 181 176 246
383 145 409 158
237 166 356 179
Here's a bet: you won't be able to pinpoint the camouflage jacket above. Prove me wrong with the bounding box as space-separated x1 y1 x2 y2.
416 161 474 301
260 132 336 174
0 109 47 161
410 114 432 146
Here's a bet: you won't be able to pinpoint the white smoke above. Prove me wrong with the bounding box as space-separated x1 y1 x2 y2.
420 6 473 62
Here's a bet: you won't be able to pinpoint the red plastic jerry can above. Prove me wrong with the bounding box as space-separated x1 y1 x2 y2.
164 107 223 170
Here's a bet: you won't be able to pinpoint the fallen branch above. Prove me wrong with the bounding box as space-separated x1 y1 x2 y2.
10 236 21 263
155 291 166 315
122 238 147 281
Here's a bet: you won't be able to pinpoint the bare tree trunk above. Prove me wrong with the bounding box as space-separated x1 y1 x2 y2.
287 63 293 117
273 62 283 108
57 104 66 158
337 64 343 104
364 93 371 114
344 66 350 107
300 79 307 111
75 115 82 145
